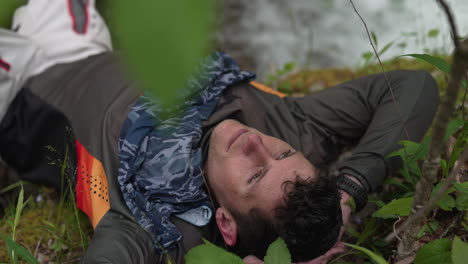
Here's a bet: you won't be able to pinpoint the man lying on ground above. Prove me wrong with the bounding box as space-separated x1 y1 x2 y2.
0 0 439 263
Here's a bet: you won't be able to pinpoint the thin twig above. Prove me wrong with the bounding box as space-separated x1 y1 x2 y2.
436 0 460 50
463 71 468 120
348 0 410 140
385 148 468 243
34 237 42 258
393 216 403 241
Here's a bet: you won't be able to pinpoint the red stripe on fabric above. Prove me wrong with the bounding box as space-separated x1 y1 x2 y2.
75 140 93 220
0 58 11 72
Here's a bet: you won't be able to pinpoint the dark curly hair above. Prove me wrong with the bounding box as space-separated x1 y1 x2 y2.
228 170 342 262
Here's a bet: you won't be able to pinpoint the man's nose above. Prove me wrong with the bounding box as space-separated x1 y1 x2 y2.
242 134 271 161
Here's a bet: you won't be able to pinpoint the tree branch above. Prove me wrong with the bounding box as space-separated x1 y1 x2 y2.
390 1 468 256
436 0 460 50
385 148 468 243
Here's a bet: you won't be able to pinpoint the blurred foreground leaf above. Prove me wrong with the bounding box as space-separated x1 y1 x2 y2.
0 0 26 28
185 239 244 264
109 0 215 109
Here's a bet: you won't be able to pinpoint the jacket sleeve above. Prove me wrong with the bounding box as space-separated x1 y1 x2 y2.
285 70 439 192
80 210 161 264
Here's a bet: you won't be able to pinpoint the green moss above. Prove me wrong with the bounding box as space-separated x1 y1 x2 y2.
281 56 454 96
0 187 92 263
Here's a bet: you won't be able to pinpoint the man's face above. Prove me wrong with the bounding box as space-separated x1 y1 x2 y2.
204 119 317 217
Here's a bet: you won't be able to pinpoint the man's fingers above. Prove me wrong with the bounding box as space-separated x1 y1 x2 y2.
243 255 264 264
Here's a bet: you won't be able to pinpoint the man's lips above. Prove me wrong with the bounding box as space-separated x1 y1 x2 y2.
227 129 249 151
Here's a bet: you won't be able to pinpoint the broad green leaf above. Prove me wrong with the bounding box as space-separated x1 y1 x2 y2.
109 0 214 109
185 239 244 264
345 243 388 264
264 237 291 264
372 197 412 219
427 29 440 38
0 235 39 264
455 193 468 211
452 236 468 264
401 54 451 73
415 238 452 264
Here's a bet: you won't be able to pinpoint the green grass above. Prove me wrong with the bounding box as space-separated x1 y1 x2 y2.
0 184 92 263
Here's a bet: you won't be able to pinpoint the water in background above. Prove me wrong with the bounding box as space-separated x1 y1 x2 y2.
216 0 468 80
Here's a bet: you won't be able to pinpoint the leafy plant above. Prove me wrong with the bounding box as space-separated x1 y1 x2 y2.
0 235 38 264
413 237 468 264
414 238 452 264
0 184 36 264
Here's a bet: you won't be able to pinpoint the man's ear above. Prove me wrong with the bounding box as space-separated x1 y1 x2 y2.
215 207 238 246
